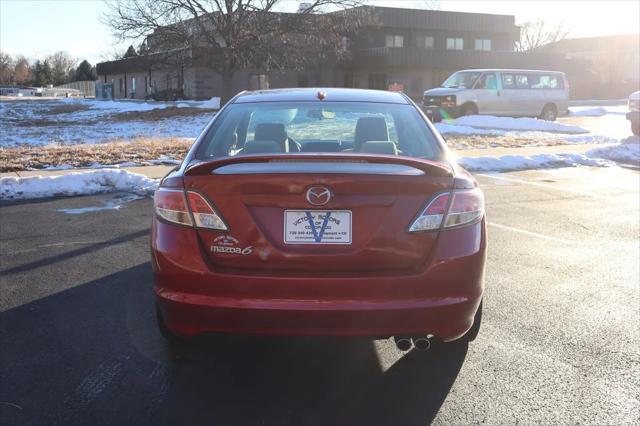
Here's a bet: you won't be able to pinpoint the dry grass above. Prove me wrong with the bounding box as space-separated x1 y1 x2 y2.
41 104 92 115
111 107 216 122
0 138 193 172
444 133 582 150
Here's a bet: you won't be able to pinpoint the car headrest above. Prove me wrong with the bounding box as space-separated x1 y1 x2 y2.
242 140 283 155
359 141 398 156
255 123 287 146
302 140 342 152
354 117 389 150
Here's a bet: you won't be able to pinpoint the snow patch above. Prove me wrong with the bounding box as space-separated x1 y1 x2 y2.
456 140 639 172
587 137 640 163
0 169 159 200
435 122 504 135
447 115 589 134
457 153 609 172
569 105 627 116
57 193 144 214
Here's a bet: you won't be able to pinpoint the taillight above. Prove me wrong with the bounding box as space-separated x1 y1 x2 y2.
444 189 484 228
154 188 228 230
154 189 192 226
408 192 450 232
186 191 228 230
408 188 484 232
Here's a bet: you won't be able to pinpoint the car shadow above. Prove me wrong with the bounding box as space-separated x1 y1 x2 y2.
0 263 467 426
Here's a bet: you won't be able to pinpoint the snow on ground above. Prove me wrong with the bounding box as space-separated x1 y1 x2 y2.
0 98 217 146
57 193 145 214
457 139 639 172
435 122 504 136
445 115 589 134
569 105 627 117
2 139 638 200
0 169 158 200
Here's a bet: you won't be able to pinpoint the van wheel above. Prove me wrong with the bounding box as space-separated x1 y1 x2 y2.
460 103 478 117
632 121 640 136
540 104 557 121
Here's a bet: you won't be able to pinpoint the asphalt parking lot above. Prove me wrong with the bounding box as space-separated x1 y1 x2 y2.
1 165 638 425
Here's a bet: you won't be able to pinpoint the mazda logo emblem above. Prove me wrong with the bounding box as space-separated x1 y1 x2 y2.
305 186 332 206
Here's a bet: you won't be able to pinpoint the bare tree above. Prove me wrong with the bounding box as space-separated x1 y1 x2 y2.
0 50 14 85
47 51 77 85
516 19 572 52
13 56 33 85
102 0 371 101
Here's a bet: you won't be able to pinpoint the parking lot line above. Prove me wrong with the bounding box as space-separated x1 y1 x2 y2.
476 173 609 200
488 222 574 245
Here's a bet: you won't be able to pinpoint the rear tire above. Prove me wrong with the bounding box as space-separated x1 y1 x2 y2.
461 301 483 343
156 305 188 360
460 103 478 117
632 120 639 136
540 104 557 121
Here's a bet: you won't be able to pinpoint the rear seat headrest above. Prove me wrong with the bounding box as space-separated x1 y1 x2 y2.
359 141 398 155
242 140 283 154
354 116 389 150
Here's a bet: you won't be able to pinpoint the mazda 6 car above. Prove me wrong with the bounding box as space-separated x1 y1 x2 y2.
152 88 486 353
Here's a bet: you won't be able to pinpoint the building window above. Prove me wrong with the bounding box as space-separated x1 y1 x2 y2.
131 77 136 94
474 39 491 51
446 38 464 50
415 36 434 49
368 74 387 90
119 78 123 94
343 74 355 88
385 35 404 48
144 76 148 94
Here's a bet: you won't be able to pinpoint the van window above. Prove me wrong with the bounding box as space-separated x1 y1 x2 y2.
501 74 515 89
529 74 564 90
515 75 529 89
502 74 529 89
477 73 497 90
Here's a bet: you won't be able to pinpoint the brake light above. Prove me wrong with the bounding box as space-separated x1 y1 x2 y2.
154 189 192 226
186 191 228 230
408 188 484 232
154 188 228 230
444 189 484 228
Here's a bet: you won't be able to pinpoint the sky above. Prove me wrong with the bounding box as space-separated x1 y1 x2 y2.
1 0 639 64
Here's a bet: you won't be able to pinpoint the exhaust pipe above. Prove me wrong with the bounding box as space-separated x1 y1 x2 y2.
413 337 432 351
394 336 412 351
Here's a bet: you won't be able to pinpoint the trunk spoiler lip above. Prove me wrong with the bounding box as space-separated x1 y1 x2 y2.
184 153 453 177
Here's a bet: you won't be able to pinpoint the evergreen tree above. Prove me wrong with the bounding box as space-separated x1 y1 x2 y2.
33 60 53 86
123 45 138 58
75 60 97 81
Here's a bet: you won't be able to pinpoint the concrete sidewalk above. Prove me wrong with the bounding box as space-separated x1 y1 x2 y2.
0 143 616 179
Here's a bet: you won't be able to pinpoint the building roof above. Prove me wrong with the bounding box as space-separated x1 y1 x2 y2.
352 5 518 34
233 88 409 104
536 34 640 53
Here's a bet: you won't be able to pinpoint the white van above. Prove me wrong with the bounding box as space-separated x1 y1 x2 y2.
423 69 570 122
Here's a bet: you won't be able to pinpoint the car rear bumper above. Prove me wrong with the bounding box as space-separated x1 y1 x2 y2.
153 218 486 341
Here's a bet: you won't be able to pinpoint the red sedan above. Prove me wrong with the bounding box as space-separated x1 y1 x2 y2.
152 88 486 352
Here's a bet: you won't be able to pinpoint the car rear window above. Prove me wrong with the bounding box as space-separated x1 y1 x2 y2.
195 101 442 160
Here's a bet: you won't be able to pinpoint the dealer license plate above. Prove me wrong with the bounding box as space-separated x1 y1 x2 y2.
284 210 352 244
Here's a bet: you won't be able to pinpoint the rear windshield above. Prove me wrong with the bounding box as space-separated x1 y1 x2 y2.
195 102 441 160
